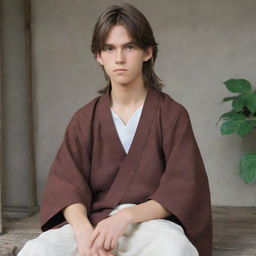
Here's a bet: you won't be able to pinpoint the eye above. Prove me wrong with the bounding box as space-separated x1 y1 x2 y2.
126 45 134 50
104 46 113 52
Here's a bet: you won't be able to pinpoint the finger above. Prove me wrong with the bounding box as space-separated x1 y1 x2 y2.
105 247 115 256
90 238 102 256
110 238 117 250
95 233 106 250
104 235 113 251
89 229 100 248
90 247 100 256
97 248 108 256
92 251 100 256
108 251 116 256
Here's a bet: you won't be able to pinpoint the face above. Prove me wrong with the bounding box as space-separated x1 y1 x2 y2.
96 25 152 88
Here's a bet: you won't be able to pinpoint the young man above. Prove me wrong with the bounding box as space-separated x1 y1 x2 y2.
18 3 212 256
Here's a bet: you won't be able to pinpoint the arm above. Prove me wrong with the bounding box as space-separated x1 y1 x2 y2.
63 203 91 231
40 110 93 232
120 199 172 224
63 203 94 255
89 200 172 251
63 203 115 256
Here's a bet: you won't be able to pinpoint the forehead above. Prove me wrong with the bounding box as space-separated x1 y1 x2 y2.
104 25 133 44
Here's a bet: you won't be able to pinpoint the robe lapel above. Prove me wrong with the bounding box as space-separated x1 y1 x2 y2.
97 89 126 159
99 86 161 206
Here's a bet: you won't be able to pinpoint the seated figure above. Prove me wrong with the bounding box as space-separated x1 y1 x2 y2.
18 3 212 256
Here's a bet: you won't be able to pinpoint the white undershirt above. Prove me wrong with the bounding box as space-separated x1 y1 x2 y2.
110 105 143 154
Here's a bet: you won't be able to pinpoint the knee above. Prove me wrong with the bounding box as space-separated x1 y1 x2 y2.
18 238 47 256
158 230 199 256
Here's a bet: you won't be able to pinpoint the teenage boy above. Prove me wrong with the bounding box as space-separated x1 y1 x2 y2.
18 3 212 256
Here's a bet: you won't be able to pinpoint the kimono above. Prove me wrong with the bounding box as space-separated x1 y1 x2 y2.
40 85 212 256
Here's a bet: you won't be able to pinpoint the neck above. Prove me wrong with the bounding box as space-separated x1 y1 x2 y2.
110 81 148 108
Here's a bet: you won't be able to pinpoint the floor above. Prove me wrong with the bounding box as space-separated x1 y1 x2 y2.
212 206 256 256
0 206 256 256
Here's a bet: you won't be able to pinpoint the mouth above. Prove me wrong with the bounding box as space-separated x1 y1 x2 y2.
114 69 128 72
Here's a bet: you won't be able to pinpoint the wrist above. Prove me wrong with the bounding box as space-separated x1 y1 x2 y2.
72 217 92 232
119 208 133 224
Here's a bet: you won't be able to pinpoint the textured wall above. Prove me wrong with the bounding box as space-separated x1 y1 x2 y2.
32 0 256 206
2 0 35 212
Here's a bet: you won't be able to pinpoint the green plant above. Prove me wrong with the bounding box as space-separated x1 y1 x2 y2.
217 79 256 184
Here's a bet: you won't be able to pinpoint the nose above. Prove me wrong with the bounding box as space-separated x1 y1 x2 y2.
115 49 125 64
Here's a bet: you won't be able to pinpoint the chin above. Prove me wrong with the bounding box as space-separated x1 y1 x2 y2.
112 79 132 86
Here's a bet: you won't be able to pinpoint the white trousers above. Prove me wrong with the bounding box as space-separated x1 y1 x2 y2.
18 204 199 256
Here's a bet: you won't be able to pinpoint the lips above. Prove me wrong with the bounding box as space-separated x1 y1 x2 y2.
114 69 128 72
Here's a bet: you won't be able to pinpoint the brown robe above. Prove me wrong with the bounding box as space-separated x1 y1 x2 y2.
40 86 212 256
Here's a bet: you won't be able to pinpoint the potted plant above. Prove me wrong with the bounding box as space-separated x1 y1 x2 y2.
217 79 256 184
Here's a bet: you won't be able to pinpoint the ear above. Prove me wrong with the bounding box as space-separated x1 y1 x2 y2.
143 47 153 62
96 52 104 65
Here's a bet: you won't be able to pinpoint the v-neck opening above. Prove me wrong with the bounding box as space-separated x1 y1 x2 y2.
110 104 143 127
106 88 150 157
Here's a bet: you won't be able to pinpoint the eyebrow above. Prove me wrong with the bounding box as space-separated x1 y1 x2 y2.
103 41 135 47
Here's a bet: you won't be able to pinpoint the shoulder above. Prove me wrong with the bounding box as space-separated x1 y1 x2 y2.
157 89 190 123
66 95 102 128
156 89 194 140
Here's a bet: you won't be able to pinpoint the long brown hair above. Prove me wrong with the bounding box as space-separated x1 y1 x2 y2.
91 3 164 94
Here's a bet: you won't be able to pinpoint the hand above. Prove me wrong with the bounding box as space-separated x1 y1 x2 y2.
87 241 115 256
73 221 115 256
89 209 132 251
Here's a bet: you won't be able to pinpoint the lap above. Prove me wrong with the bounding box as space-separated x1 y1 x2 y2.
115 219 197 256
18 204 199 256
110 204 199 256
17 224 79 256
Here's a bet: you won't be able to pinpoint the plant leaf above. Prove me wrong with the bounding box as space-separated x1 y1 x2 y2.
224 79 252 94
240 151 256 183
216 111 233 126
246 93 256 113
237 121 254 137
221 111 245 120
232 98 246 111
220 118 253 136
216 111 246 126
247 120 256 127
220 120 240 135
222 96 240 103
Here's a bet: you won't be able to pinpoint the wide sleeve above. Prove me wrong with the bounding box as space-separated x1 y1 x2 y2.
146 107 212 256
40 111 92 232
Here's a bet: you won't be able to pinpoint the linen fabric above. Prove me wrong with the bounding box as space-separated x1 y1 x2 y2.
40 86 212 255
110 104 143 154
19 204 199 256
